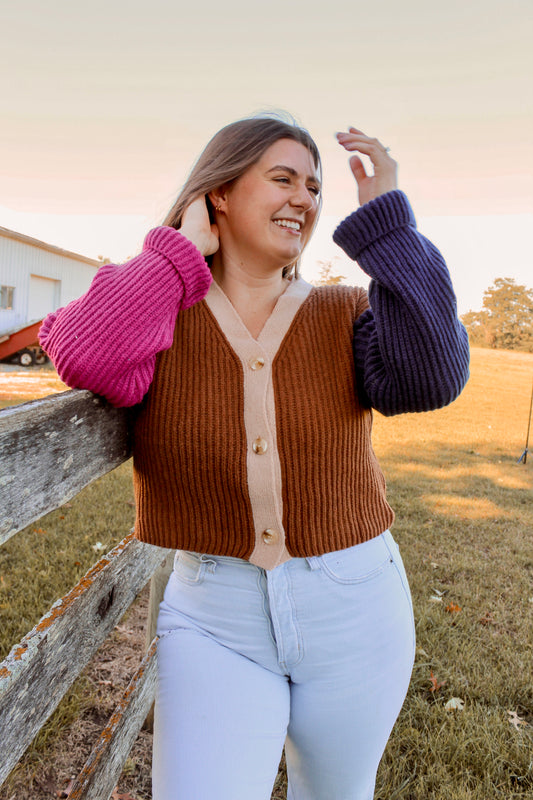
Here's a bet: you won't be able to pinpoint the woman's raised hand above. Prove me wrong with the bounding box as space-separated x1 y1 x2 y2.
336 127 398 206
179 196 220 257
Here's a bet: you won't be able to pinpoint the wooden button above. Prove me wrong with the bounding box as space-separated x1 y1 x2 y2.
262 528 278 544
252 437 268 454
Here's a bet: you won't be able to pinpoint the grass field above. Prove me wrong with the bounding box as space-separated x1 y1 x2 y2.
0 365 67 407
369 348 533 799
0 347 532 799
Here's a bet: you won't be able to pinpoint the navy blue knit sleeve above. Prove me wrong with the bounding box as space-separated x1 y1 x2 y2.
333 190 470 416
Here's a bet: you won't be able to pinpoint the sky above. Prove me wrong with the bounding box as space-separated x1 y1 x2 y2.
1 0 531 314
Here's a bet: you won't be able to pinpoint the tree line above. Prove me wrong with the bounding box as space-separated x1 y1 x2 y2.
461 278 533 353
316 264 532 353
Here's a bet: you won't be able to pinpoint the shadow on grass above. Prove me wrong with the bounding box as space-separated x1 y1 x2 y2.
379 441 531 526
367 440 533 799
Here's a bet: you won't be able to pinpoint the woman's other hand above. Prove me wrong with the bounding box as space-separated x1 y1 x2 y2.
179 196 220 257
336 127 398 206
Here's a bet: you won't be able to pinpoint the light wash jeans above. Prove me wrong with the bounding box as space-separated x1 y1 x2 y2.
153 531 415 800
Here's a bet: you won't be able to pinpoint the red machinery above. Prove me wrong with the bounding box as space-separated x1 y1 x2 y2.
0 320 47 366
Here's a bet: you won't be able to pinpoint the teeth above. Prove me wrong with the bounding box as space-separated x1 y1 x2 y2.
273 219 301 231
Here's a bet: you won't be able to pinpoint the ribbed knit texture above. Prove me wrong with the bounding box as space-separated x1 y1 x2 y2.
274 286 394 555
133 287 394 557
39 191 470 561
133 300 255 557
39 227 212 407
334 190 470 415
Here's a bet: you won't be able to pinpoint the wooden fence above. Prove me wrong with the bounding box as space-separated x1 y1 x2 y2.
0 389 168 799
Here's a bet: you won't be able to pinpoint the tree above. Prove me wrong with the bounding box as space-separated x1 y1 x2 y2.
312 260 346 286
461 277 533 352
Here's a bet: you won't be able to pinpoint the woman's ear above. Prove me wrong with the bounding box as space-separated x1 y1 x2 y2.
207 187 227 213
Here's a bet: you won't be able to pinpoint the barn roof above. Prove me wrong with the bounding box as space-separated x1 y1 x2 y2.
0 226 100 268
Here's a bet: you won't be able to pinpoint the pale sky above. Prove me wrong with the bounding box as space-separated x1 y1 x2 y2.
1 0 531 313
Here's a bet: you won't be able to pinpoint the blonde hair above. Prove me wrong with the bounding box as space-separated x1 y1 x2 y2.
163 114 322 277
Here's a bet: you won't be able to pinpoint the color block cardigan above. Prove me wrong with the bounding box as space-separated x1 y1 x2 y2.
39 190 470 566
133 278 393 566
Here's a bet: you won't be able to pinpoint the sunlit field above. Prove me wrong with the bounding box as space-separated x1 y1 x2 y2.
1 347 532 799
367 347 533 800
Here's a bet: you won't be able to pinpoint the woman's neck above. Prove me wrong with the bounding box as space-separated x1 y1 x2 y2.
210 251 291 339
211 251 289 305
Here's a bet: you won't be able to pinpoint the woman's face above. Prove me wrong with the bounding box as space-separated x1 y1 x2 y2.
215 138 321 270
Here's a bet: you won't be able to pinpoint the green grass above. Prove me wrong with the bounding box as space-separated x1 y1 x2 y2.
0 463 137 799
1 348 533 799
367 348 533 799
0 463 136 659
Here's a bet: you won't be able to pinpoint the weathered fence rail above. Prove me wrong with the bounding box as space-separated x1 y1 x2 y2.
0 389 167 798
0 390 132 545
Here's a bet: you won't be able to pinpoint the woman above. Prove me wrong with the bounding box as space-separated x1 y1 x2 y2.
40 115 469 800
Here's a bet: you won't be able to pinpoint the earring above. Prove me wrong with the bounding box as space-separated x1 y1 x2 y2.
215 203 222 212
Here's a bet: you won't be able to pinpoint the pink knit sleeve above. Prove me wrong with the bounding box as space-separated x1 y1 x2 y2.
39 227 212 407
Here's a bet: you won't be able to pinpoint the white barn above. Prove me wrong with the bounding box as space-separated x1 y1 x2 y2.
0 226 100 337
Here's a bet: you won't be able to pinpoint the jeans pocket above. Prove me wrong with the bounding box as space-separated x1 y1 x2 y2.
382 534 412 602
382 533 416 658
315 535 393 585
172 551 214 585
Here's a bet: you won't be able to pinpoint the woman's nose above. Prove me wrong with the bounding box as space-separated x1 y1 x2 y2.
290 185 316 211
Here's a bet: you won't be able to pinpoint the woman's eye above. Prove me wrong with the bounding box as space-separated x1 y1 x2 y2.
274 177 290 184
308 186 320 196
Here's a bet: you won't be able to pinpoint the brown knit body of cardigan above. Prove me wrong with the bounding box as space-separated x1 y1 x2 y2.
132 285 394 558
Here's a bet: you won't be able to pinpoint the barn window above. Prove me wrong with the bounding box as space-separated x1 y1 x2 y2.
1 286 14 310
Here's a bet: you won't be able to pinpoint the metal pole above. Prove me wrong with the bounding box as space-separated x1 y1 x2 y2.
517 377 533 464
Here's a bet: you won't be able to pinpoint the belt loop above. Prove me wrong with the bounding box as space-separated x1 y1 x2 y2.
306 555 321 571
199 555 218 573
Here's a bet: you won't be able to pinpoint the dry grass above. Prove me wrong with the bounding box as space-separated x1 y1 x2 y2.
369 348 533 800
0 365 67 407
1 348 532 799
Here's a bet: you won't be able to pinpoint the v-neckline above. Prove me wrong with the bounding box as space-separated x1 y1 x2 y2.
204 277 314 360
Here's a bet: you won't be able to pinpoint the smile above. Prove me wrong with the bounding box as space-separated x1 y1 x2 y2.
273 219 301 232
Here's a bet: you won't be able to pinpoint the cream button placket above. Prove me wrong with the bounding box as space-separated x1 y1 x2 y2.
249 356 265 371
252 437 268 455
